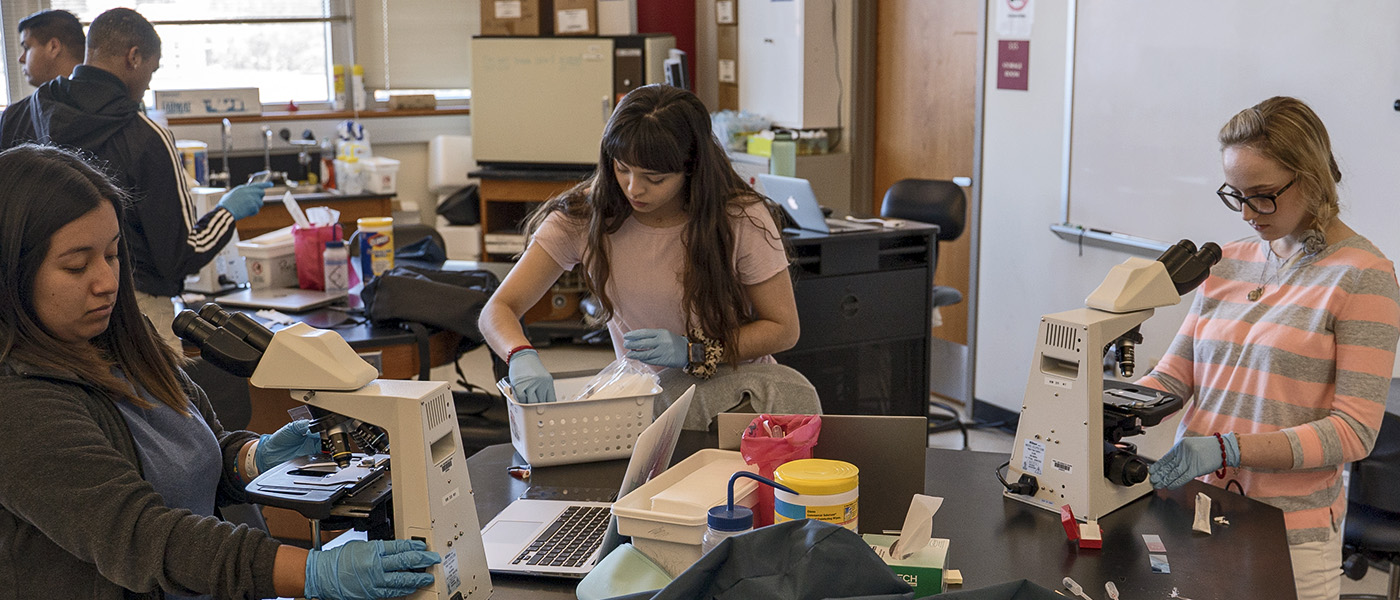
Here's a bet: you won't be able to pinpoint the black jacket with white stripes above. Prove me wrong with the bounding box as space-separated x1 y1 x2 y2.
0 65 237 297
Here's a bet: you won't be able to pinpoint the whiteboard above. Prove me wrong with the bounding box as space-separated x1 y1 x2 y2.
1066 0 1400 262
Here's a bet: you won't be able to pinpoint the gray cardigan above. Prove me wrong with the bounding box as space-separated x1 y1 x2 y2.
0 359 282 599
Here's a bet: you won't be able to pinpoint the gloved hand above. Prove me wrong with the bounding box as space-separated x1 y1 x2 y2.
216 181 272 219
304 539 440 600
254 419 323 474
508 349 556 404
1149 433 1240 490
622 328 690 369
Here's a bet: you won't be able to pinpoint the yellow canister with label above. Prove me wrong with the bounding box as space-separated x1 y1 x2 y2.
356 217 394 280
773 458 859 532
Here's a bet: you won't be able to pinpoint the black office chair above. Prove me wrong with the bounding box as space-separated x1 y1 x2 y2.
879 179 967 309
878 179 970 444
1341 411 1400 600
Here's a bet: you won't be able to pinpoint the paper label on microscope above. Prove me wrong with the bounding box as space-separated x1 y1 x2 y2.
1052 459 1073 474
444 549 462 593
443 487 460 506
1021 439 1046 475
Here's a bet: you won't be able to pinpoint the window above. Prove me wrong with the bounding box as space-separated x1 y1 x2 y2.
50 0 346 106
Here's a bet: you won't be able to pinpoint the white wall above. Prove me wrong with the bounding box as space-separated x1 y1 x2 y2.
975 1 1194 414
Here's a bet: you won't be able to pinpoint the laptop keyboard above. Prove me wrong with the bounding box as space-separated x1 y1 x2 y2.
511 505 610 568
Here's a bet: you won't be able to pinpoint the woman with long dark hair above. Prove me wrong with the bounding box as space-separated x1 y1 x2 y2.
0 144 438 599
480 85 820 429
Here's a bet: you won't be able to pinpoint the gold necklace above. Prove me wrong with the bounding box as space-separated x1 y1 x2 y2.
1248 244 1307 302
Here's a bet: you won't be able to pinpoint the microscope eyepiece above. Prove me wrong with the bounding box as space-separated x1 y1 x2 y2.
173 310 217 346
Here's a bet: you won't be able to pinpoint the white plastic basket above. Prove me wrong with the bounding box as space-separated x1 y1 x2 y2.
506 374 661 467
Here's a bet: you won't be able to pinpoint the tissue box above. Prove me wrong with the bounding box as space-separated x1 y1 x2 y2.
863 534 949 597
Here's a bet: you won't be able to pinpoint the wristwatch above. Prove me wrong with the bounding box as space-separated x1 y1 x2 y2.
687 338 706 366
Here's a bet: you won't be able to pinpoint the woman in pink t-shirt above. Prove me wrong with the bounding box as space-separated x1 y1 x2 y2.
479 85 820 429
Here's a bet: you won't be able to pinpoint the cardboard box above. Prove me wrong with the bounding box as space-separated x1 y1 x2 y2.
554 0 597 35
597 0 636 35
481 0 553 36
864 534 949 597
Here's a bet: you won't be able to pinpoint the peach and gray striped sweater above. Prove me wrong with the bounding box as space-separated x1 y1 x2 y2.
1140 234 1400 544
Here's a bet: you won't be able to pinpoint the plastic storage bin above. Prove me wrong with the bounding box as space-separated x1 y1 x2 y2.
362 156 401 194
507 373 662 467
236 229 297 289
612 449 759 576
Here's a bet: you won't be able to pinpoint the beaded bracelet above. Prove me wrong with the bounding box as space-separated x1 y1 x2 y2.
1213 432 1229 478
683 328 723 380
506 344 535 363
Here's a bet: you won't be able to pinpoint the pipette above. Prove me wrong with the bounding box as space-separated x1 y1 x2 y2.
1062 577 1094 600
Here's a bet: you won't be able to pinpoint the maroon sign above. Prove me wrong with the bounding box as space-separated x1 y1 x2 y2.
997 39 1030 91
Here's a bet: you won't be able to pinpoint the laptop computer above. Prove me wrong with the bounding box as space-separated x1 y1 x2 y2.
215 287 349 312
756 173 881 235
715 412 927 535
478 386 695 577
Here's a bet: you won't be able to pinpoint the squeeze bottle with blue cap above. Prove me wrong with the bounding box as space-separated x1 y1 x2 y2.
702 472 796 554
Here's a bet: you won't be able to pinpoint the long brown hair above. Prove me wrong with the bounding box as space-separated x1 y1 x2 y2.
525 85 786 361
0 144 190 414
1219 96 1343 232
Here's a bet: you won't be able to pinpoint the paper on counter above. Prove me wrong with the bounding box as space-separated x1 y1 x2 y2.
891 494 944 559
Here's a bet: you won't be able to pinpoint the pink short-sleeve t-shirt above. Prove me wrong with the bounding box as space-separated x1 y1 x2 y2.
531 200 788 362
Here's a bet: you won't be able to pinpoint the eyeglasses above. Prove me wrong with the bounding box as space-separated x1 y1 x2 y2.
1217 176 1296 215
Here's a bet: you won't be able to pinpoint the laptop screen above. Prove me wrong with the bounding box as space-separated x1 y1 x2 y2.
756 173 831 233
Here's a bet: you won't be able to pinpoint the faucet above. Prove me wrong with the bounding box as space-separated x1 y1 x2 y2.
261 125 273 173
248 125 288 186
208 118 233 188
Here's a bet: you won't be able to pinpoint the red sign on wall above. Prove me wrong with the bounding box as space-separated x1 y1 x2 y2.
997 40 1030 91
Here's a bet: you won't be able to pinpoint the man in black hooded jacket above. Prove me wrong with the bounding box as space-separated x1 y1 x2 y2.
0 8 267 348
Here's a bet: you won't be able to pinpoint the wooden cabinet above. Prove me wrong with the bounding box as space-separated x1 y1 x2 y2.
476 172 588 261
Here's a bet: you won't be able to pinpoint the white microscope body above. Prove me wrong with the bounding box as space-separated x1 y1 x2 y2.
178 311 492 600
1003 241 1220 521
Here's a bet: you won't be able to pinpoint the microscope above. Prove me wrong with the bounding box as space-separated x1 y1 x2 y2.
1002 240 1221 521
174 305 492 599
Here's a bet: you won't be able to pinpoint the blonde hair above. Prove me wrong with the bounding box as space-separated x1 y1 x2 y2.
1218 96 1342 231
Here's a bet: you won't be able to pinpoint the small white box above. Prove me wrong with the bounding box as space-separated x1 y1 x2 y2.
612 449 759 576
236 232 296 289
436 217 482 261
507 373 661 467
361 156 401 194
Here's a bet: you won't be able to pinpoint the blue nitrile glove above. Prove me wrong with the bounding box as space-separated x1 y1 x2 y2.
1149 433 1240 490
304 539 440 600
622 328 690 369
254 419 323 474
508 349 556 404
216 181 273 220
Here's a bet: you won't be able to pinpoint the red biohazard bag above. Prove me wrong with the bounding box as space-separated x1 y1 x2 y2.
739 414 821 527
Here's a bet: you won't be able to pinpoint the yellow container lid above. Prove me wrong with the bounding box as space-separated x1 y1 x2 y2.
356 217 393 227
774 459 859 495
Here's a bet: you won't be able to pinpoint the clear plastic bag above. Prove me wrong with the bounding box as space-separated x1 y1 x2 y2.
563 357 661 403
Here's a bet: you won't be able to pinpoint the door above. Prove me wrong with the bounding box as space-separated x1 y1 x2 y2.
872 1 979 347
